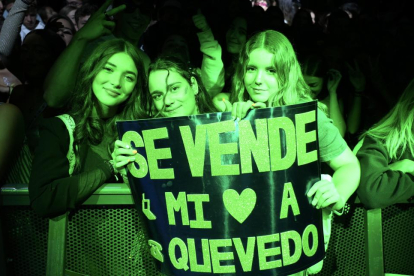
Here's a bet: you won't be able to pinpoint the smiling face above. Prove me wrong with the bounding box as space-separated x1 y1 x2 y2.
226 17 247 54
92 52 138 117
149 69 198 117
303 75 323 99
244 48 279 103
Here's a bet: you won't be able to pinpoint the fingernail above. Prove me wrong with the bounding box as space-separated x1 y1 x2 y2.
132 150 137 154
222 98 225 102
127 159 130 163
130 157 135 162
252 103 256 107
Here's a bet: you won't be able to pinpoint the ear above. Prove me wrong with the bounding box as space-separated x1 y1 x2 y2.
190 76 199 95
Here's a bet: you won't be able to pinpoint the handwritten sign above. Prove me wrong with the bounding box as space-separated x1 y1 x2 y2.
117 101 324 275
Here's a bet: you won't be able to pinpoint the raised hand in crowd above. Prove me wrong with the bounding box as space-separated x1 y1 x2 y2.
326 69 342 95
43 0 125 108
192 9 209 32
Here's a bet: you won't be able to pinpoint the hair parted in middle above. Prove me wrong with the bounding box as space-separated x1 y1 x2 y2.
70 38 147 157
143 55 217 117
230 30 318 108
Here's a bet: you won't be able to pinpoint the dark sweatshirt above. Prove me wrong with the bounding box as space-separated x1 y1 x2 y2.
356 135 414 209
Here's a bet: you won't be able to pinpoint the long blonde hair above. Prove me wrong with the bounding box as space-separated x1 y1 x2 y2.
361 79 414 160
230 30 326 112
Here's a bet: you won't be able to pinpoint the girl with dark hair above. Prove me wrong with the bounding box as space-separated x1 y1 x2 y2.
112 55 217 173
29 38 147 218
45 14 77 45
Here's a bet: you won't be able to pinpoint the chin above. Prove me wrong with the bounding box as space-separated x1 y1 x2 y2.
249 94 269 104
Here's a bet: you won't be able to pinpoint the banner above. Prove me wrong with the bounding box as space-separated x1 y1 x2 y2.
117 101 324 275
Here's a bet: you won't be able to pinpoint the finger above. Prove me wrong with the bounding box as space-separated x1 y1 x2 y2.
252 102 266 109
236 102 246 121
97 0 114 13
105 4 126 17
307 181 322 197
231 102 238 120
103 20 116 30
115 140 130 149
116 148 137 156
315 189 335 208
318 194 339 209
223 98 233 112
116 158 134 168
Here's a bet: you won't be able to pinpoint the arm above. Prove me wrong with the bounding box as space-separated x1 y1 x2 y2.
356 136 414 209
29 118 113 218
193 13 225 98
327 146 361 210
0 0 33 60
43 0 124 108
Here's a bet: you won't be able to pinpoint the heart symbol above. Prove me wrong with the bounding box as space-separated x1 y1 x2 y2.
223 188 257 224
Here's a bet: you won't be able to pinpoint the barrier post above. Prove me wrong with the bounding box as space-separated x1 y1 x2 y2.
46 213 68 276
365 208 384 276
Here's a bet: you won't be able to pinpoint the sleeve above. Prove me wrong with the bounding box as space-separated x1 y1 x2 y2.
0 0 30 57
29 117 113 218
317 108 348 162
356 136 414 209
197 29 225 97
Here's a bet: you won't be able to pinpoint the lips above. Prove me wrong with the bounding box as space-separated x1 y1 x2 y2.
104 88 120 97
252 88 267 93
164 106 181 113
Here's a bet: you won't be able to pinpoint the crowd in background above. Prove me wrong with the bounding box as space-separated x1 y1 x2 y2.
0 0 413 274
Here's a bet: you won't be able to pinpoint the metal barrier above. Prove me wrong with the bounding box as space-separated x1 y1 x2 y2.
1 183 413 276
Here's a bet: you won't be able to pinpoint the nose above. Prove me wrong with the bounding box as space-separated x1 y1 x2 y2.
164 92 174 106
110 73 122 88
254 70 263 84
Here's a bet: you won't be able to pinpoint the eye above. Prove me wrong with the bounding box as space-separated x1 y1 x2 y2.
246 66 256 72
126 75 135 82
267 68 277 74
152 93 163 101
103 67 113 72
170 86 180 92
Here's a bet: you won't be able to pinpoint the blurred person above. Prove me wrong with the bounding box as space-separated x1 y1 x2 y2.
38 5 56 24
59 5 77 29
20 4 45 42
74 2 97 30
45 14 77 45
65 0 82 9
253 0 269 11
356 78 414 209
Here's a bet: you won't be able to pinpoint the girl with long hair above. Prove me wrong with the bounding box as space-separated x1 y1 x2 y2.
215 30 360 275
29 38 147 218
356 79 414 209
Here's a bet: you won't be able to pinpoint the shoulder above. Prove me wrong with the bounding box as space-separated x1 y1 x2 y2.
316 108 347 162
357 135 388 160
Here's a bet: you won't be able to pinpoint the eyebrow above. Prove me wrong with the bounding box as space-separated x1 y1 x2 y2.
150 81 182 95
106 62 137 77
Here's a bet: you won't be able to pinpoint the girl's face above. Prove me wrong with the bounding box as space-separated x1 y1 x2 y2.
226 17 247 54
92 52 137 114
67 9 77 28
244 48 279 103
56 18 74 45
149 69 198 117
303 75 323 99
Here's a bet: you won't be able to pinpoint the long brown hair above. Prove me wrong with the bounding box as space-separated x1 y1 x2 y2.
69 38 147 171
